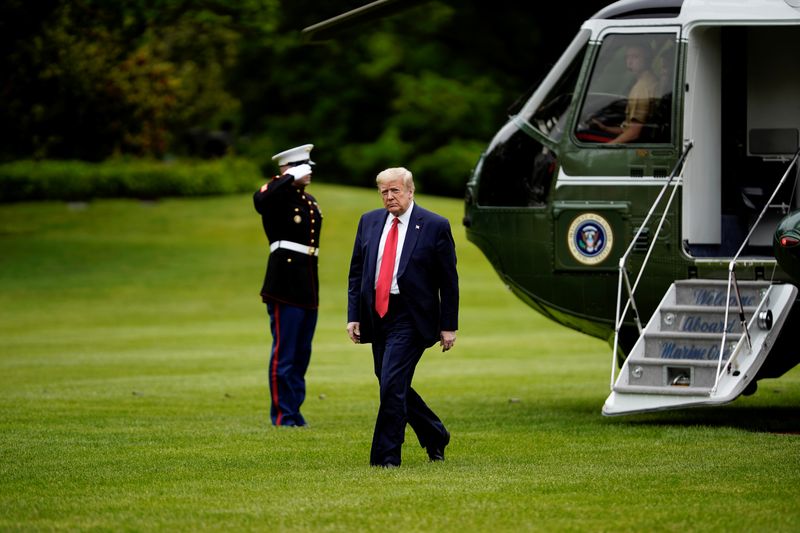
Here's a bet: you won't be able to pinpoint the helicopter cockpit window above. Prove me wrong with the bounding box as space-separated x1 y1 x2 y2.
575 34 676 145
473 31 588 208
520 31 589 143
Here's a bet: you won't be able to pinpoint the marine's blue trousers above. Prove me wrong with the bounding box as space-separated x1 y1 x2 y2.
266 302 317 426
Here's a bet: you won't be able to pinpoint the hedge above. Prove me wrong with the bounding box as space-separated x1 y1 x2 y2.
0 158 262 202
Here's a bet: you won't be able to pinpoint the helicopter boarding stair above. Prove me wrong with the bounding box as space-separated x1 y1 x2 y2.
602 279 796 415
602 142 800 415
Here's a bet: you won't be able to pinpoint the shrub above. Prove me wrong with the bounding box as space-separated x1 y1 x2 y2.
0 158 261 202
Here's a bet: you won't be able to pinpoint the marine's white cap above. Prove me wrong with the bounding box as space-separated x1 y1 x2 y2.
271 144 314 166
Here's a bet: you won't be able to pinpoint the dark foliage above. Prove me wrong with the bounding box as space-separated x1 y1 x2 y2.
1 0 604 197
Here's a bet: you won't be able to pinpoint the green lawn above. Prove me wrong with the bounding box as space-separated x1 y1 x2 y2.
1 184 798 532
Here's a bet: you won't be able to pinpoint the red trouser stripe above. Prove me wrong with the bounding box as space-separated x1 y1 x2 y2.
270 303 282 425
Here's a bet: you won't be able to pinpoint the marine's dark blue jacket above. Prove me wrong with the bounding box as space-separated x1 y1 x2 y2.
254 174 322 308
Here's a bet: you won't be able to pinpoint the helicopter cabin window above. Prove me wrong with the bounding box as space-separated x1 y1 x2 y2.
575 33 676 145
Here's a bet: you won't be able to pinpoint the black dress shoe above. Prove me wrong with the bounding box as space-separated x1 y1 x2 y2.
426 430 450 462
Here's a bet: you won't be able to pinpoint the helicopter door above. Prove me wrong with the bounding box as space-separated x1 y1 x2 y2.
553 28 681 272
684 25 800 258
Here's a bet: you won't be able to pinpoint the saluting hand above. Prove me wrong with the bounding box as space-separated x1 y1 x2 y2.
285 163 312 180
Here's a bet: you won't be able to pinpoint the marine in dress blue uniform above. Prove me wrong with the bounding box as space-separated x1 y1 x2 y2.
254 144 322 427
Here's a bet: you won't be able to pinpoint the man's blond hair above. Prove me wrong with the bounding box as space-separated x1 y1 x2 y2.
376 167 415 192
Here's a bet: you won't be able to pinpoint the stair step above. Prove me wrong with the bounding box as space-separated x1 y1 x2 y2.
626 358 720 367
643 332 738 361
625 357 720 388
674 279 769 307
658 305 757 333
613 384 713 396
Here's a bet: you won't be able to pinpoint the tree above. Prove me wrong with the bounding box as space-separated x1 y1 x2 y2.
0 0 279 160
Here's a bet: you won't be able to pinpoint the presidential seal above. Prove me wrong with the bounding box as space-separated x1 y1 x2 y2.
567 213 613 265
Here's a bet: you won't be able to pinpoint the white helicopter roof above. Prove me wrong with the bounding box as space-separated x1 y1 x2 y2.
681 0 800 22
585 0 800 31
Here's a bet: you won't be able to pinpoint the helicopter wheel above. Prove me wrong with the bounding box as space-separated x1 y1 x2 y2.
742 380 758 396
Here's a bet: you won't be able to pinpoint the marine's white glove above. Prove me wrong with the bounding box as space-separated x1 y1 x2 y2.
285 164 312 180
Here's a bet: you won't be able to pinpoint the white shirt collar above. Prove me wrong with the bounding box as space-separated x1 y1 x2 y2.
393 201 414 226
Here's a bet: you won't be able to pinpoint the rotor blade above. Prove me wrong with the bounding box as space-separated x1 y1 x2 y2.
302 0 429 41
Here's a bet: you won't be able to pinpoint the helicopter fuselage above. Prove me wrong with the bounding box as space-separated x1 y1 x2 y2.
464 0 800 361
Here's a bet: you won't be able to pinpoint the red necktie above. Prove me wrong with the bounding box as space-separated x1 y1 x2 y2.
375 217 399 318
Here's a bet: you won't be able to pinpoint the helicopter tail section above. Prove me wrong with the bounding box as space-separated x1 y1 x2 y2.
603 279 797 416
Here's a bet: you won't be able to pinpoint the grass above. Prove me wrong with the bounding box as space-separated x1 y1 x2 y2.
1 183 799 532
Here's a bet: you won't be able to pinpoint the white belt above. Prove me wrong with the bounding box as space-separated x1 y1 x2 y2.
270 240 319 256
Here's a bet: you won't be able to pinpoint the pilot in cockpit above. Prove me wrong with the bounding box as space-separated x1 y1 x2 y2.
590 43 660 144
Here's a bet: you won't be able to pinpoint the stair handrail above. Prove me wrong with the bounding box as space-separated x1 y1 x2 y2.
713 147 800 392
610 141 694 390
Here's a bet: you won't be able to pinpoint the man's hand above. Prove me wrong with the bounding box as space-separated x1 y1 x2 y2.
440 330 456 352
347 322 361 344
285 163 312 180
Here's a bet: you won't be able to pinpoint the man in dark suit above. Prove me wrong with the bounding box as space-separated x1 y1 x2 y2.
254 144 321 427
347 167 458 467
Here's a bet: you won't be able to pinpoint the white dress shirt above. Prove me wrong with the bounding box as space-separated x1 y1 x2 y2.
375 202 414 294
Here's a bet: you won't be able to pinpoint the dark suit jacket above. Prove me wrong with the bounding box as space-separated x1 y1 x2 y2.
347 203 459 347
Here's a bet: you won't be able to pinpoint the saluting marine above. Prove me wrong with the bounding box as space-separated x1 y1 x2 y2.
254 144 322 427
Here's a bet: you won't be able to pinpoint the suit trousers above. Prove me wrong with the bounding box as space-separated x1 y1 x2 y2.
266 302 317 427
370 294 448 466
